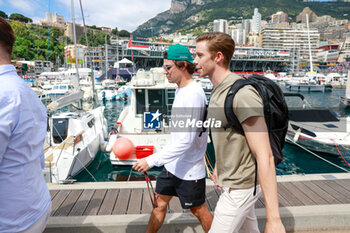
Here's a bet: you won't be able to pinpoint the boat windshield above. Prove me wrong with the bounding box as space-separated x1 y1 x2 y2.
52 118 69 143
136 89 146 114
148 90 165 112
135 89 167 116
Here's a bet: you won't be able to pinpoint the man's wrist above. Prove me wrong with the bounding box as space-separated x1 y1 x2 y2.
145 153 157 168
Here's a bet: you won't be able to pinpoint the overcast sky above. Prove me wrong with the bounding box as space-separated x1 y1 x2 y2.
0 0 172 32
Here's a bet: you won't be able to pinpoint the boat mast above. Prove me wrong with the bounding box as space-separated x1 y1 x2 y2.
64 38 67 69
116 34 119 80
292 34 296 75
306 14 314 73
79 0 97 105
71 0 80 90
105 35 108 80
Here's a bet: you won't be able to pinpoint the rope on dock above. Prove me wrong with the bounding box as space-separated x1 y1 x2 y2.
288 139 350 173
205 153 214 178
127 167 133 182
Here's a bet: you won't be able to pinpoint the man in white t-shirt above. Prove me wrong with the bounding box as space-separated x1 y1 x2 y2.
133 44 213 233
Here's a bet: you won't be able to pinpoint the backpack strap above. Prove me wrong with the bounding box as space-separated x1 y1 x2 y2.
223 78 251 134
246 74 272 128
199 104 208 137
253 159 258 196
224 76 272 133
224 76 267 197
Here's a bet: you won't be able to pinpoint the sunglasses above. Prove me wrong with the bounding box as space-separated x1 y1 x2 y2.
162 64 175 71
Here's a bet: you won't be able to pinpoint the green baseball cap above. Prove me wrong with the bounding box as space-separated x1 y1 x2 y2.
165 44 194 63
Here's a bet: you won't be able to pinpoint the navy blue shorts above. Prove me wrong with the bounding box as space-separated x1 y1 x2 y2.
155 167 206 209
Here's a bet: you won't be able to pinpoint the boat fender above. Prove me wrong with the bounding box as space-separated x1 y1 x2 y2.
113 137 135 160
105 134 117 152
293 128 301 142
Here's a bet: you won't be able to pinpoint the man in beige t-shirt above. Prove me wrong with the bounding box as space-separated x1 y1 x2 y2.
194 32 285 233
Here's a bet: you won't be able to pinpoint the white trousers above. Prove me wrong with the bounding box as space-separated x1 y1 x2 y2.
19 204 51 233
209 185 262 233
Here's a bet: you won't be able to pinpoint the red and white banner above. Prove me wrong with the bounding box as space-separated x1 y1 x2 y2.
234 50 247 55
127 39 150 50
276 52 290 56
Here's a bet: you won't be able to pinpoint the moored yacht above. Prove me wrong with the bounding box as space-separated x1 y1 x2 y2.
285 93 350 157
47 82 75 98
42 0 108 183
43 95 108 183
105 68 176 166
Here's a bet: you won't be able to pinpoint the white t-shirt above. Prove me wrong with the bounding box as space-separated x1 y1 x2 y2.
146 80 208 180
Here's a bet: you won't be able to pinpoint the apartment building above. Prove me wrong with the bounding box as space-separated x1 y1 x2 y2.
261 27 320 61
251 8 262 33
64 44 87 68
271 11 288 24
213 19 228 33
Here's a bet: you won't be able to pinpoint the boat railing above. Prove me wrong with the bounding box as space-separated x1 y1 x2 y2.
283 92 313 109
49 130 84 180
283 92 305 100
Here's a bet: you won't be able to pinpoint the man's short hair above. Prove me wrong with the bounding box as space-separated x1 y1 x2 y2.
164 51 196 75
0 17 15 56
196 32 235 68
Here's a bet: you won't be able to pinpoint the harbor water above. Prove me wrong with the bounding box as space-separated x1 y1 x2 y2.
74 88 350 182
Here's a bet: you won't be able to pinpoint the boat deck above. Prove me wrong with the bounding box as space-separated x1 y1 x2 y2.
45 173 350 233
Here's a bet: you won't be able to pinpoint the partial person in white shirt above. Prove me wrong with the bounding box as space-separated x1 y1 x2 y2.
0 17 51 233
133 44 213 233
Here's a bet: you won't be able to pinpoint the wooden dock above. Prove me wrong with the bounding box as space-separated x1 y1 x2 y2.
44 173 350 233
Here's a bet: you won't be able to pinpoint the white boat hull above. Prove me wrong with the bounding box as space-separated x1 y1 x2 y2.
107 132 170 166
288 84 325 92
43 106 108 183
286 117 350 157
286 131 350 156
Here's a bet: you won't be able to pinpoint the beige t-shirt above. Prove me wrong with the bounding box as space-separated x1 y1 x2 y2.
208 73 264 189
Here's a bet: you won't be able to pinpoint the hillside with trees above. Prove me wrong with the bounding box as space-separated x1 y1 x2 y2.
9 20 68 65
133 0 350 36
5 15 119 64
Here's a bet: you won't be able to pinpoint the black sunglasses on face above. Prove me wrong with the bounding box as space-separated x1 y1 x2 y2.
162 65 175 71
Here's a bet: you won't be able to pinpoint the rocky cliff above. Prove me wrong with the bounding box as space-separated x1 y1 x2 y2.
132 0 350 37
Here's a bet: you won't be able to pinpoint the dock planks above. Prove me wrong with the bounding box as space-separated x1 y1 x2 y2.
49 178 350 217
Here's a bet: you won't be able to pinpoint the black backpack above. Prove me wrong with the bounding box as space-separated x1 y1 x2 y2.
224 74 289 166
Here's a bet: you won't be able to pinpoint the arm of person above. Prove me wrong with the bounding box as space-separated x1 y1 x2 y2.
132 132 196 173
0 95 18 164
241 116 285 233
211 164 221 190
133 107 205 173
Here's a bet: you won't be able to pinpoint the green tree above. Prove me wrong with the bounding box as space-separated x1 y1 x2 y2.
10 21 27 37
119 30 131 37
9 13 32 23
90 25 101 30
13 37 35 60
112 27 118 36
78 30 110 46
78 29 93 46
10 22 66 65
0 10 8 19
